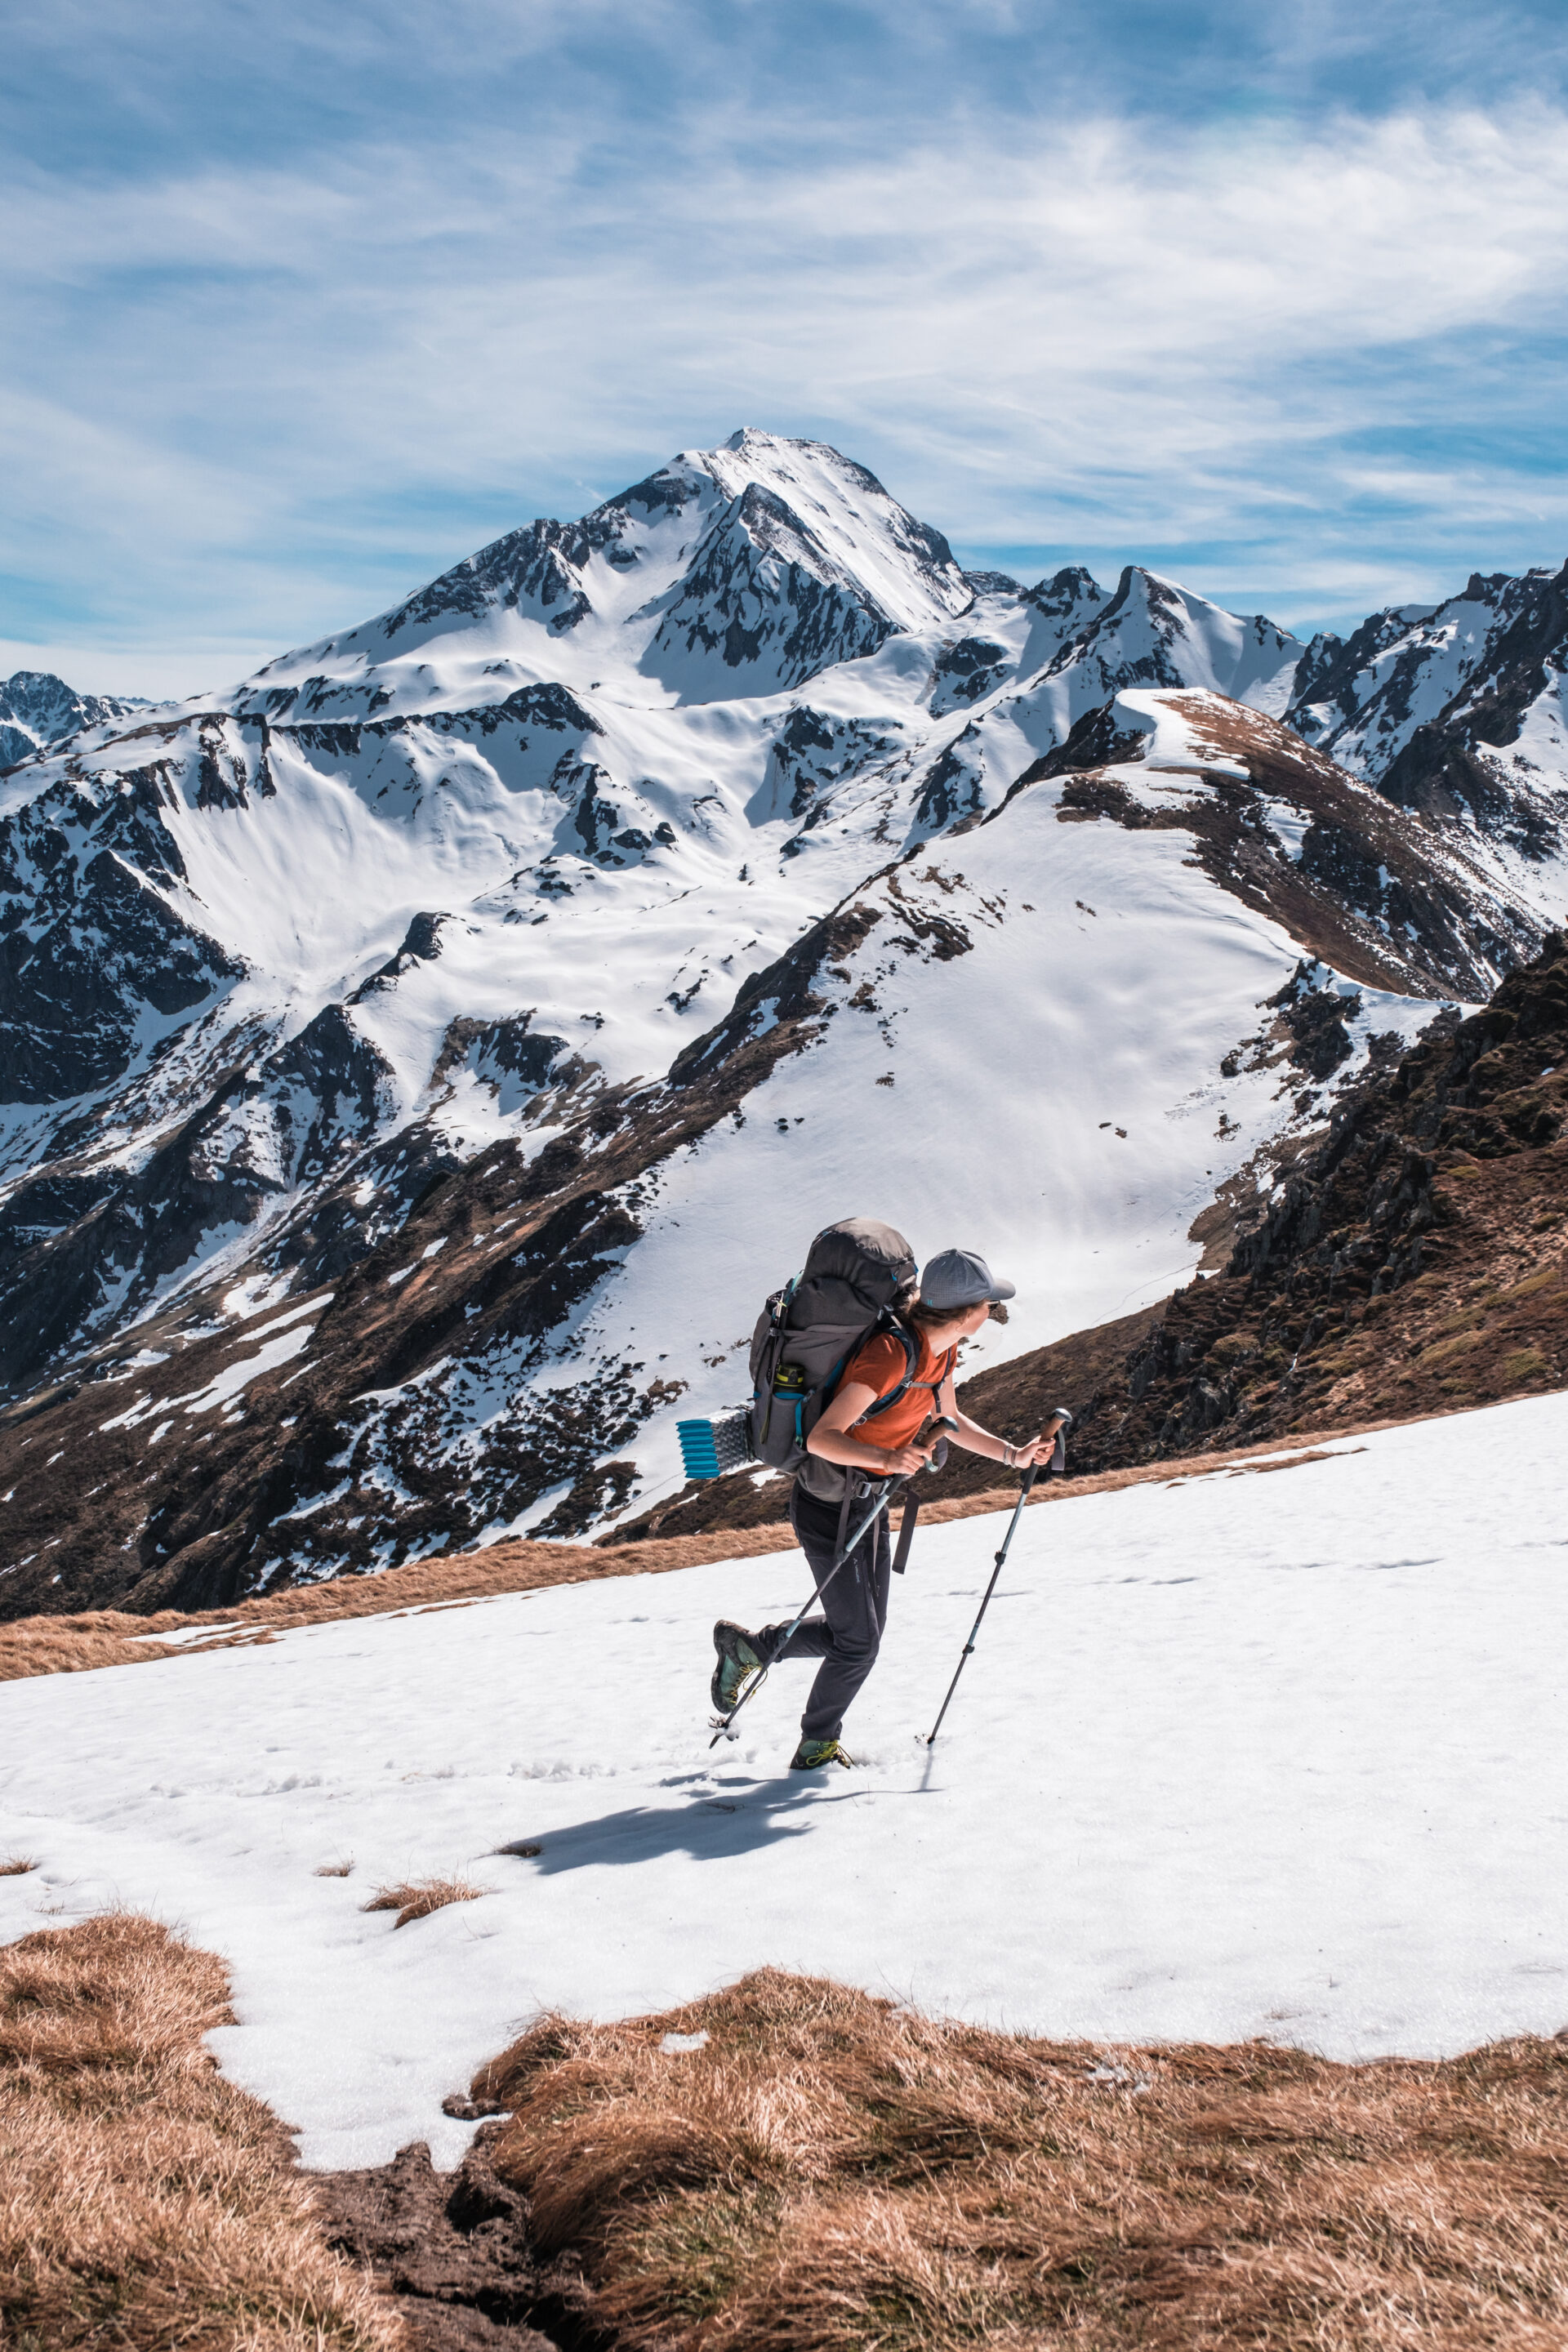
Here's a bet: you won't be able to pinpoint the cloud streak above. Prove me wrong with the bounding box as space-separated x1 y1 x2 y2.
4 4 1568 689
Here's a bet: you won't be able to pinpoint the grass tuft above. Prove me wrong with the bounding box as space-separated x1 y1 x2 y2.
314 1861 354 1878
361 1875 483 1928
0 1912 397 2350
0 1855 39 1875
470 1967 1568 2351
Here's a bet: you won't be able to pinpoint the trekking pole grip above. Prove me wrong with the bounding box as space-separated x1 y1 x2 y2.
1021 1405 1072 1493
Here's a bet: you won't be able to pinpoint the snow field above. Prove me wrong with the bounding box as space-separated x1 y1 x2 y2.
576 781 1441 1525
3 1390 1566 2171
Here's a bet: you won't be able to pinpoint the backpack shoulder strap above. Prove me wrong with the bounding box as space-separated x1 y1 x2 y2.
856 1315 922 1423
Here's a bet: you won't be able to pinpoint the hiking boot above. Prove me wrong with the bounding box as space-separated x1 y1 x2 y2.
710 1621 764 1712
789 1737 857 1771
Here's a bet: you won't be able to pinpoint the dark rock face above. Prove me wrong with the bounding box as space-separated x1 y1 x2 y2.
1269 963 1358 1081
449 1014 570 1101
0 764 243 1104
1285 562 1568 844
912 729 986 831
1023 564 1107 624
0 670 149 769
764 706 902 828
929 636 1010 716
1285 604 1437 745
381 518 610 643
646 481 902 690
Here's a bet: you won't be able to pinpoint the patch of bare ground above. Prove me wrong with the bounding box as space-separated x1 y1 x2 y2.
363 1878 486 1931
457 1967 1568 2352
318 2138 564 2351
0 1913 399 2351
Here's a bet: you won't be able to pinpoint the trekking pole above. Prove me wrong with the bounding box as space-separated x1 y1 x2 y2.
924 1407 1071 1747
710 1415 957 1748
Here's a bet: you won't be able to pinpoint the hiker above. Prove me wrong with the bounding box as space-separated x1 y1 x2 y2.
711 1245 1045 1771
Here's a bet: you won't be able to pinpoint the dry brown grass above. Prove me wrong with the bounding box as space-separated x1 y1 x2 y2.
473 1967 1568 2352
0 1617 183 1678
360 1876 483 1929
0 1912 400 2350
0 1520 801 1682
0 1855 39 1876
0 1422 1410 1686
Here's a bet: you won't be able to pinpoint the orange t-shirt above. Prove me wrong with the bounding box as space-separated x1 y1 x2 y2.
840 1327 955 1451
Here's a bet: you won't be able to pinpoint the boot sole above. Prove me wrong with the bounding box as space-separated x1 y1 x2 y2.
711 1622 762 1713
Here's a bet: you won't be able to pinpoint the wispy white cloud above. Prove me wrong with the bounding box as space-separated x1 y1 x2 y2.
4 23 1568 687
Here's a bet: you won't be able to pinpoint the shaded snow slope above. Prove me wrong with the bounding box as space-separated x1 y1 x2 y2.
3 1391 1565 2171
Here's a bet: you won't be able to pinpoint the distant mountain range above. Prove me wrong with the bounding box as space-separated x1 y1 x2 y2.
0 670 149 771
2 430 1565 1619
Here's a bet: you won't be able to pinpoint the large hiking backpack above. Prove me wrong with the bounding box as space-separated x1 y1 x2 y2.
748 1217 920 1472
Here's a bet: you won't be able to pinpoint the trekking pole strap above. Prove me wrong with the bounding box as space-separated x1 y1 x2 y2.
891 1490 920 1576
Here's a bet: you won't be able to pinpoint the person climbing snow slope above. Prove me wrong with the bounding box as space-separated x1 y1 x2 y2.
712 1247 1045 1771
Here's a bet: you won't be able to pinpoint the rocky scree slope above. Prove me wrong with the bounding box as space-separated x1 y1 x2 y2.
2 434 1567 1607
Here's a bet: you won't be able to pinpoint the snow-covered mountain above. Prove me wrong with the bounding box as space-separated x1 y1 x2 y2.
0 670 149 771
2 431 1566 1616
1285 564 1568 876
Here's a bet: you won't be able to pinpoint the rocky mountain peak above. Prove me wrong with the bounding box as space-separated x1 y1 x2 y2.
233 432 978 719
0 670 150 770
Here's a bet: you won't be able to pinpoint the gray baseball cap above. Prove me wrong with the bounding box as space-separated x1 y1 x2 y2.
920 1247 1017 1311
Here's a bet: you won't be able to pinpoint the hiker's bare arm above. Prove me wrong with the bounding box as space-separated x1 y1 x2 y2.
808 1383 934 1478
938 1372 1045 1468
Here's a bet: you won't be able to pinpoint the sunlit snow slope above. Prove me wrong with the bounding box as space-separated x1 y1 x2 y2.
3 1392 1565 2168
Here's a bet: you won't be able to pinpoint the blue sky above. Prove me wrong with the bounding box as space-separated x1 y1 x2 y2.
5 0 1568 694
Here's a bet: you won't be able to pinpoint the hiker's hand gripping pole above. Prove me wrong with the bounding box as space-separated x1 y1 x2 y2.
709 1419 957 1748
924 1406 1071 1747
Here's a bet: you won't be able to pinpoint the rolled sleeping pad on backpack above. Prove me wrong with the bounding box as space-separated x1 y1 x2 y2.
677 1413 755 1481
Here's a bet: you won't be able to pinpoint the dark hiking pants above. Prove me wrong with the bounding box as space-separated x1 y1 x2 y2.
759 1481 892 1743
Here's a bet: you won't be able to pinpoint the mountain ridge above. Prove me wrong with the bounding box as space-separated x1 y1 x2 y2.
2 430 1566 1612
